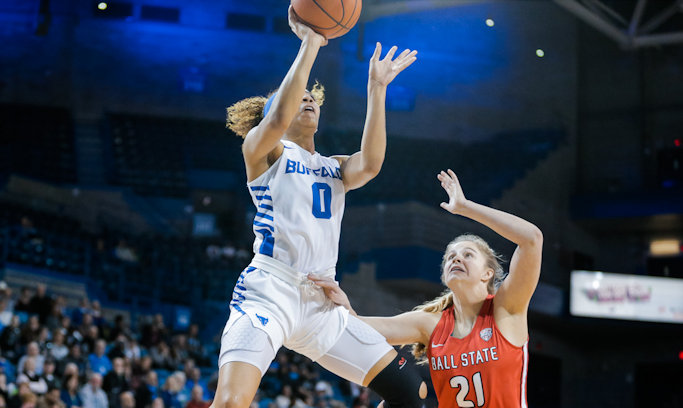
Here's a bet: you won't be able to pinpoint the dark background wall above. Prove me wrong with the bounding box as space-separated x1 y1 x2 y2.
1 1 682 407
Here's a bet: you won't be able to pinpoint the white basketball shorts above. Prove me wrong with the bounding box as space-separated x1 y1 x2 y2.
218 255 392 384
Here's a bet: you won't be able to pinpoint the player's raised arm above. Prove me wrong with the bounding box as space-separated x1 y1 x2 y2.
438 169 543 316
242 7 327 181
335 43 417 191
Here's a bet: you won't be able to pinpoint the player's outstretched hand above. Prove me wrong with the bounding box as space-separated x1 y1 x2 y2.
288 6 328 46
438 169 468 215
308 275 355 314
369 42 417 87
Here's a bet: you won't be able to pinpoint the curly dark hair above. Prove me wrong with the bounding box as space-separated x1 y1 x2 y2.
226 82 325 138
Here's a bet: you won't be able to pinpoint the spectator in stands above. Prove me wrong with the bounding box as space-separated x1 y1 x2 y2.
57 317 74 345
36 328 50 354
140 315 167 349
133 371 157 408
118 392 134 408
88 340 112 376
0 357 11 388
275 384 309 408
107 317 131 344
59 374 82 408
81 323 99 356
71 300 90 328
16 383 38 408
13 287 32 314
169 337 188 368
179 361 194 387
18 343 44 376
313 381 332 402
150 398 163 408
0 298 13 329
42 359 60 391
182 369 206 403
28 284 52 325
102 358 128 408
183 327 202 367
184 386 208 408
170 374 187 408
7 381 30 408
122 339 140 364
149 342 176 372
105 337 125 361
274 384 294 408
62 345 87 379
42 386 65 408
159 374 183 408
61 365 79 383
350 388 370 408
0 372 9 401
89 303 104 332
45 301 65 332
79 373 107 408
130 357 151 389
0 315 22 362
16 357 47 396
47 330 69 363
20 317 41 346
0 281 13 308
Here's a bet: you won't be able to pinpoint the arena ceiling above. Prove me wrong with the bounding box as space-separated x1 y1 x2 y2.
361 0 683 49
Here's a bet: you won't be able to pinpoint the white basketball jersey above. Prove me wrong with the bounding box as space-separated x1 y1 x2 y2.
247 140 346 275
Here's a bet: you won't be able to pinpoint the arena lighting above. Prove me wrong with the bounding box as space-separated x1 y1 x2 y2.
675 139 681 147
679 351 683 361
485 18 494 27
536 49 545 57
649 239 681 256
98 2 107 10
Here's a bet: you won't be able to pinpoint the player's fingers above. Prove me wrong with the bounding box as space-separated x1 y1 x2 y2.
308 275 336 286
395 55 417 72
396 49 411 60
371 42 382 61
383 45 398 61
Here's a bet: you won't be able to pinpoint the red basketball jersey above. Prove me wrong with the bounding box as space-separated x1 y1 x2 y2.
427 295 528 408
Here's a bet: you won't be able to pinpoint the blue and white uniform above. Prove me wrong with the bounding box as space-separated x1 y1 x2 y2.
248 139 345 274
219 140 391 384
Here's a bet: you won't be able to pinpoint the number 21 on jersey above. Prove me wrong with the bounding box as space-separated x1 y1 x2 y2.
311 183 332 219
451 372 484 407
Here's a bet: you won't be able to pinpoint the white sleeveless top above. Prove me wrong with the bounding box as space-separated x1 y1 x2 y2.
246 140 346 275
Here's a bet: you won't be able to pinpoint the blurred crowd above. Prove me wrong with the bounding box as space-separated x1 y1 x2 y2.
0 282 379 408
0 282 213 408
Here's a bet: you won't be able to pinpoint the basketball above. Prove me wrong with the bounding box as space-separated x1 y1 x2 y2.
291 0 362 39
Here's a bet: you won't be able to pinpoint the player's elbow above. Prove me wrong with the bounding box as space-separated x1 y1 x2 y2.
527 225 543 248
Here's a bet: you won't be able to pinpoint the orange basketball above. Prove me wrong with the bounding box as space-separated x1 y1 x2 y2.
291 0 362 39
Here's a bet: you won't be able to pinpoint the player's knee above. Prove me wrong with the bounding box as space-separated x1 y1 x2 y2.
212 392 252 408
368 354 426 408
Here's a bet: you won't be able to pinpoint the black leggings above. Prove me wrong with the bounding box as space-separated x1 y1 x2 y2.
368 353 426 408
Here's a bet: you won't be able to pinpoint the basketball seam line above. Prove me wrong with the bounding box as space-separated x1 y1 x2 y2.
330 0 360 37
310 0 352 30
